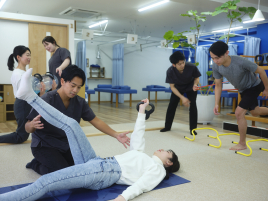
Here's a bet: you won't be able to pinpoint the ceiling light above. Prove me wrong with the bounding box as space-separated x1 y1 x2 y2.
0 0 7 9
138 0 169 12
252 10 265 21
252 0 265 22
89 20 108 28
212 26 243 33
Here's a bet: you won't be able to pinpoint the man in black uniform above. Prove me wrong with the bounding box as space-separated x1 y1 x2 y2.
25 65 130 175
160 51 201 135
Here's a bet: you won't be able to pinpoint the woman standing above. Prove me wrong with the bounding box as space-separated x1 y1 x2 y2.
42 36 72 88
0 46 45 144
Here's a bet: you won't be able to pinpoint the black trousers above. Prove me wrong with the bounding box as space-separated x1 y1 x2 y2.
164 90 197 131
0 99 32 143
31 145 75 175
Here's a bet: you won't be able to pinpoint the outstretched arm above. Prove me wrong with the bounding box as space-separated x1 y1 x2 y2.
89 117 130 148
129 99 149 152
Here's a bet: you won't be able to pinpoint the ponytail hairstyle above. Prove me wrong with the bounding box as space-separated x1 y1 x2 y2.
42 36 60 47
164 150 180 180
7 45 31 71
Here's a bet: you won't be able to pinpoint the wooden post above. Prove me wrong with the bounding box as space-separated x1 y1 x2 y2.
111 93 113 104
155 91 157 103
98 92 100 104
232 97 236 113
148 91 150 101
222 98 225 107
129 94 132 107
116 94 119 108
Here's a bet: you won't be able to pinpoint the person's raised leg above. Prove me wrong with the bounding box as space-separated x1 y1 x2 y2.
161 92 180 132
16 68 96 165
231 106 248 150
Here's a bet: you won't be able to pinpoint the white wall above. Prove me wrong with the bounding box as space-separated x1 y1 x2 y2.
75 39 172 102
124 46 172 101
0 11 74 84
0 20 28 84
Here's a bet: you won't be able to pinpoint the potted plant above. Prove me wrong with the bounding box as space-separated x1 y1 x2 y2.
210 0 256 44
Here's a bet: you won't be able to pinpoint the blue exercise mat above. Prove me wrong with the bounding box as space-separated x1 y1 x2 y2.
0 174 190 201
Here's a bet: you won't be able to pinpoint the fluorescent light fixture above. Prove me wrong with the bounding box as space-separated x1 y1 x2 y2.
212 26 243 33
89 20 108 28
138 0 169 12
74 38 83 40
0 0 7 9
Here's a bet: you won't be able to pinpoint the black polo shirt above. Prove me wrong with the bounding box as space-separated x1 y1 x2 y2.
27 90 95 152
166 62 201 92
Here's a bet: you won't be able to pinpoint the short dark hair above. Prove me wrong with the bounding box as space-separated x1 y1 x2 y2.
42 36 60 47
209 41 228 57
7 46 31 71
61 65 86 86
169 51 185 64
164 150 180 180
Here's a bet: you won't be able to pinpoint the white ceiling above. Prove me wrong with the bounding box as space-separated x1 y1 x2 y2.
1 0 268 40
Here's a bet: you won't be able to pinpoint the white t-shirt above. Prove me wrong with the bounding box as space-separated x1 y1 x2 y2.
10 68 25 97
114 113 166 201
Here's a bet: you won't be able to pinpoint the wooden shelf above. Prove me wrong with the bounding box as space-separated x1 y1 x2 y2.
88 77 111 80
6 111 14 113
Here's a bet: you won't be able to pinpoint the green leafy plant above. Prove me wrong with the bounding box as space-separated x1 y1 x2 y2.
163 30 194 51
211 0 257 44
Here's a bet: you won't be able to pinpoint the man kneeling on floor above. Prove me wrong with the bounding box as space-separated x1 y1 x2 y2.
25 65 130 175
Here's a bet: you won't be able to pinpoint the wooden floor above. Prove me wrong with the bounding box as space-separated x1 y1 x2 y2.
0 100 251 134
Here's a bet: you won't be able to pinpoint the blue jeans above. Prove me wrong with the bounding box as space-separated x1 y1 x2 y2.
0 96 122 201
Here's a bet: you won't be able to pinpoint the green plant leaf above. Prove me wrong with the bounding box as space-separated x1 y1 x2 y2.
206 71 213 76
163 30 174 40
188 10 194 15
195 62 199 66
228 5 237 10
181 14 190 17
238 7 247 12
219 35 229 40
173 36 179 41
237 17 242 22
190 27 196 30
212 9 228 16
189 44 195 49
200 11 213 15
229 34 236 38
173 42 180 49
197 24 201 28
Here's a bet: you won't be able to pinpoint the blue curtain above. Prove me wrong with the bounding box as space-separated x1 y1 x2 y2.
244 36 261 62
75 40 87 87
112 43 124 103
196 46 209 86
222 44 238 106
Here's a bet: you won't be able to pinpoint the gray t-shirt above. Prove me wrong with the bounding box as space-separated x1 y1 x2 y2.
49 47 72 88
213 55 260 93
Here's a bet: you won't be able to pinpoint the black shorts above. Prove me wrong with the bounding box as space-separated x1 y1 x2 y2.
239 81 264 111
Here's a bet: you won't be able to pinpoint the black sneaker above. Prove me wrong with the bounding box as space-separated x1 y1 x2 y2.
160 128 170 132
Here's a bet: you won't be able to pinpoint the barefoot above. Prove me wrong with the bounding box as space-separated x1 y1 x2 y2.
229 143 247 151
16 68 37 102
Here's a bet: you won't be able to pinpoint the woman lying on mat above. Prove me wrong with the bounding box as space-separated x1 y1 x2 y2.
0 68 180 201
